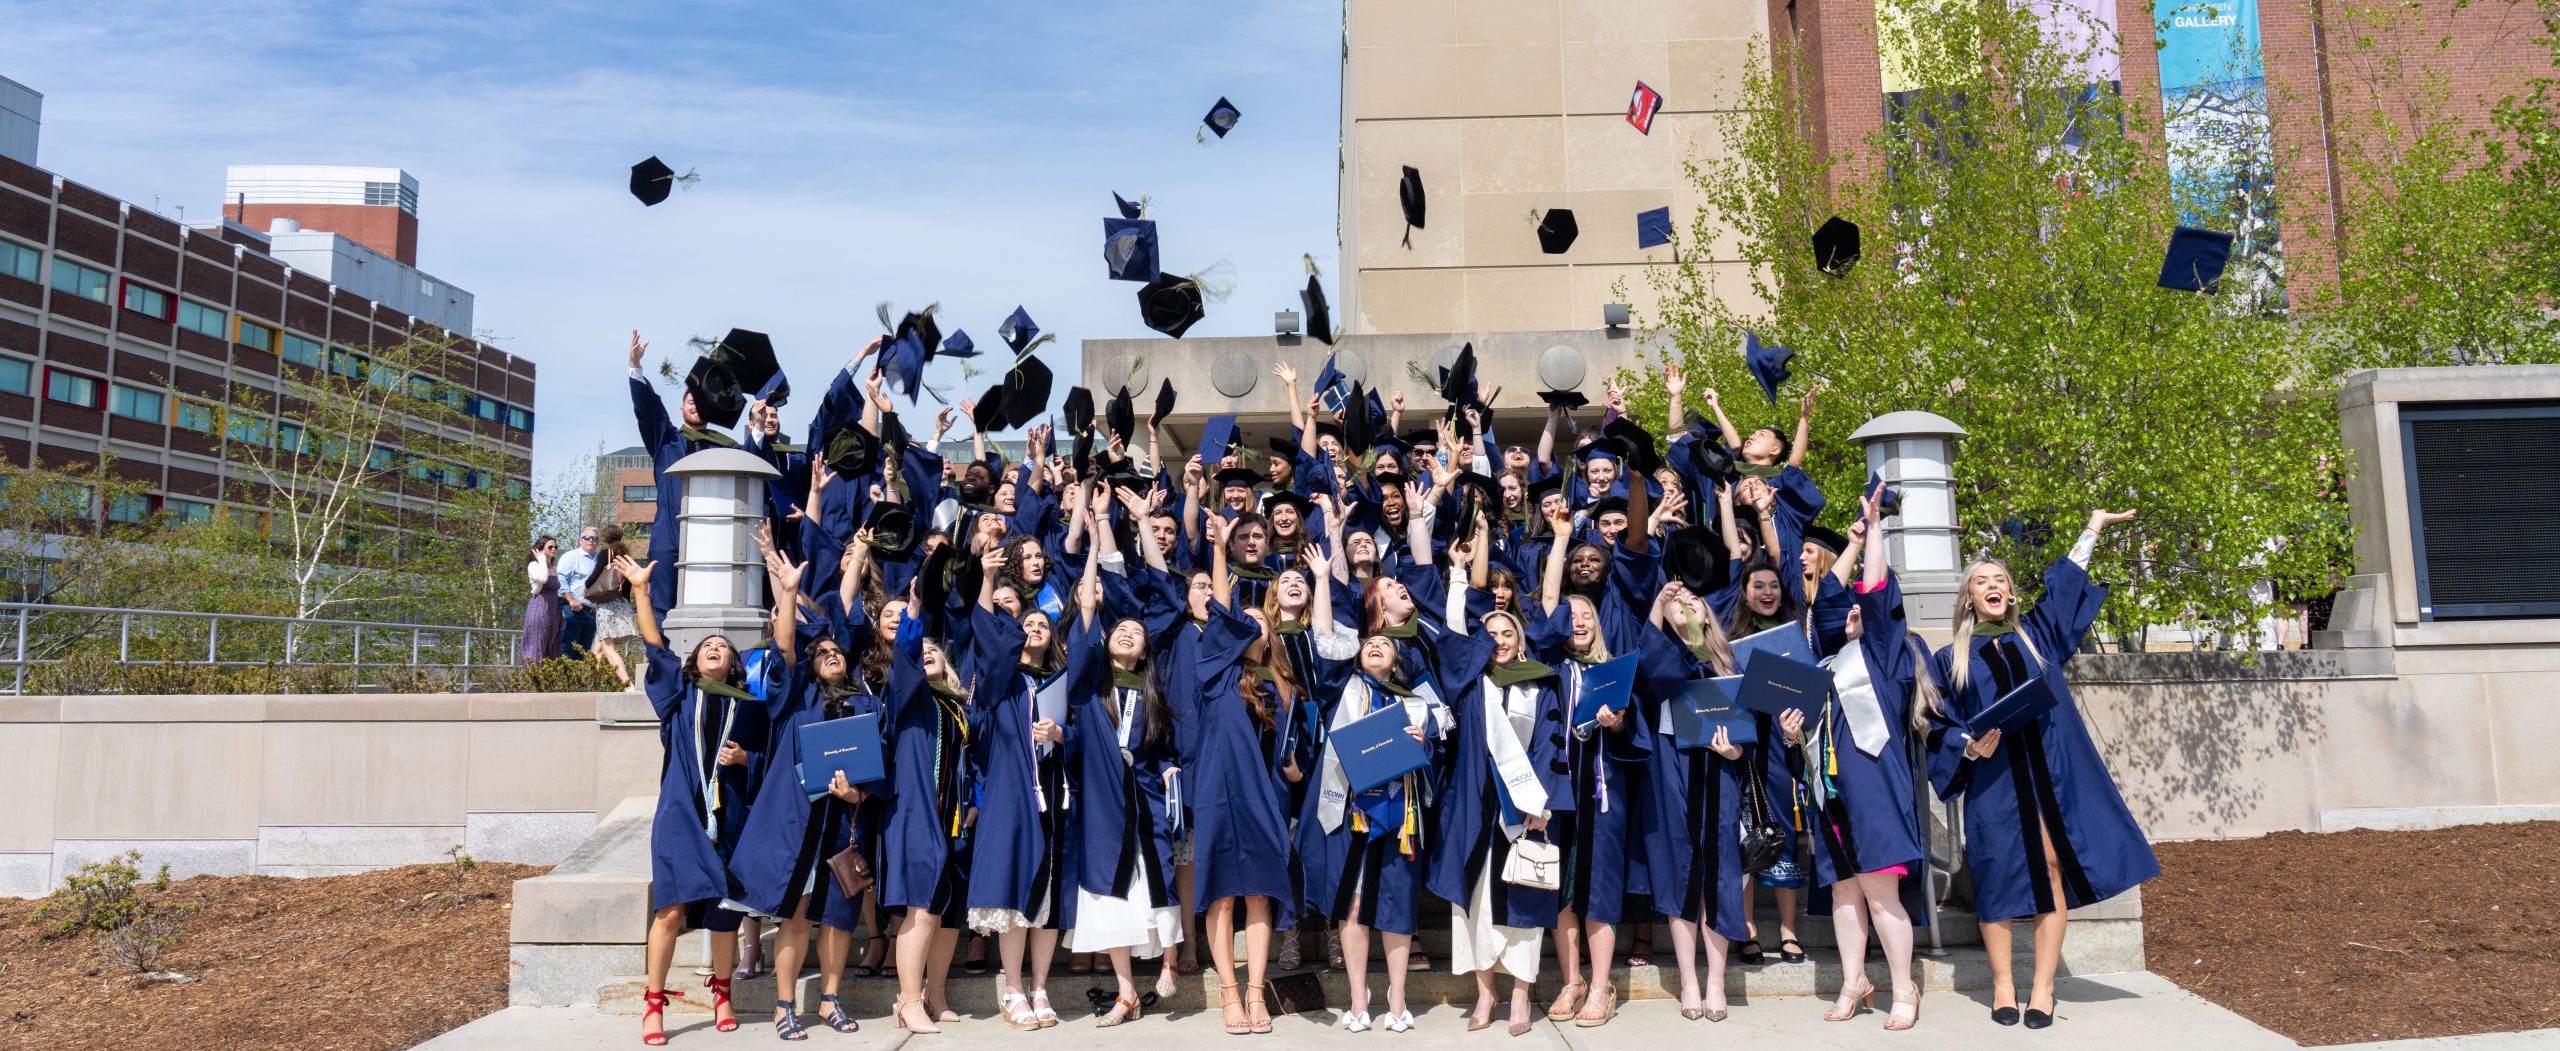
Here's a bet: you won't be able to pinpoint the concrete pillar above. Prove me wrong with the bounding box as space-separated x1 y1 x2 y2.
1849 410 1969 628
658 448 781 657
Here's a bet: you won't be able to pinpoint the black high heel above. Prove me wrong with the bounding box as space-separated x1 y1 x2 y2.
2024 1008 2054 1029
1991 1006 2020 1026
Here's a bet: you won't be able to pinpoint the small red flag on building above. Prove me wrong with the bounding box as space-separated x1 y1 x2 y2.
1627 81 1663 135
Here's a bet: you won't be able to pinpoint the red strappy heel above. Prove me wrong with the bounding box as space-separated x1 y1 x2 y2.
642 988 682 1045
706 974 740 1032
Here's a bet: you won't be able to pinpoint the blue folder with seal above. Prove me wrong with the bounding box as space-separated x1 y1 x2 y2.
1730 622 1810 667
1335 704 1430 796
1569 654 1639 733
796 712 886 798
1965 674 2058 739
1670 675 1756 749
1735 650 1828 721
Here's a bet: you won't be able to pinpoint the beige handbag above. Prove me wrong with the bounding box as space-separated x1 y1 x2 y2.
1501 832 1561 891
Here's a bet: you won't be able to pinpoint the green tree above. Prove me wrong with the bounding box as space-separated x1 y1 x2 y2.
1638 0 2347 642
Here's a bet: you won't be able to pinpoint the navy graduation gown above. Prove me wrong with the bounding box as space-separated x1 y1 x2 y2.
632 374 731 614
878 642 973 921
1804 576 1928 887
1426 630 1573 931
1068 659 1180 906
1927 557 2158 923
642 643 766 928
1527 607 1653 925
1630 629 1751 941
727 611 877 933
963 609 1090 927
1168 601 1295 909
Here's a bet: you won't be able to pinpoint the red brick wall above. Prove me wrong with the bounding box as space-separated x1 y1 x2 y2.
235 203 417 266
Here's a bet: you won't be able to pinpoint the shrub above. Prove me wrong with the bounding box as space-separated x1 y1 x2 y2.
35 851 197 974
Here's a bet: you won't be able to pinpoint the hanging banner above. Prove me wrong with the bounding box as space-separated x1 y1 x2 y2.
2156 0 2282 293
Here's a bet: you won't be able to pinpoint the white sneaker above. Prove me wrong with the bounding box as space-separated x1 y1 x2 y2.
1383 1010 1415 1033
1340 1011 1372 1033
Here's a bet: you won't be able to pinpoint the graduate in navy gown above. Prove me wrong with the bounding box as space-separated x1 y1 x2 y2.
879 617 977 1034
626 330 741 619
1787 487 1931 1030
726 526 871 1039
1430 608 1571 1036
1928 508 2158 1030
618 554 763 1044
1634 580 1750 1024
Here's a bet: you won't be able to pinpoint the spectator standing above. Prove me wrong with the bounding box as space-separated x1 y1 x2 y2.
589 524 642 689
557 527 602 657
519 537 563 664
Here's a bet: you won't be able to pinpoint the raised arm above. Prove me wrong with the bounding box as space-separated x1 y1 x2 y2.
1206 513 1232 604
1664 363 1687 433
1316 492 1351 586
1537 406 1563 470
1704 386 1739 451
1403 480 1434 567
1276 362 1305 440
1717 482 1743 558
1861 482 1889 587
619 555 663 649
1787 381 1822 470
1538 506 1571 613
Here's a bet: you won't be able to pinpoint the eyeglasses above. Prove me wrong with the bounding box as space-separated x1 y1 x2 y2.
579 534 599 541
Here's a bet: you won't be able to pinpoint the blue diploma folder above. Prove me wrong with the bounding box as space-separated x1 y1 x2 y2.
1965 675 2058 738
1735 650 1828 721
1730 622 1810 667
796 713 886 796
1335 705 1430 796
1671 676 1757 749
1570 655 1639 732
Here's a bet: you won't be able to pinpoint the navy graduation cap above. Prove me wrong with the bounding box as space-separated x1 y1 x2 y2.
1637 206 1676 250
1313 352 1351 416
940 329 978 358
1199 415 1240 461
999 307 1039 354
1200 97 1242 139
1114 192 1144 220
1868 469 1901 517
2158 225 2234 293
882 329 928 401
1105 216 1159 283
1743 329 1794 405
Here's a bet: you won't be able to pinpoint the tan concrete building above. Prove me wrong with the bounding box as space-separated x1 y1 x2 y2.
1340 0 1767 335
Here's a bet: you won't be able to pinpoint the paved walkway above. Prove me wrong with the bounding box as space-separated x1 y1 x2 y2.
422 971 2474 1050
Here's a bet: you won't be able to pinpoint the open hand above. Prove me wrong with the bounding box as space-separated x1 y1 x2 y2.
627 330 649 370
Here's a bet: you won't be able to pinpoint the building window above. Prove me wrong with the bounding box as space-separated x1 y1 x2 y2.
506 480 529 500
176 299 227 338
45 368 101 409
0 357 29 395
0 237 38 283
174 400 218 434
328 347 367 380
120 280 175 322
280 332 324 367
276 422 308 454
37 483 93 519
50 259 111 303
363 181 417 212
166 499 214 526
623 484 658 503
236 318 278 352
108 384 165 421
229 414 270 447
476 397 502 422
507 406 533 430
107 494 157 524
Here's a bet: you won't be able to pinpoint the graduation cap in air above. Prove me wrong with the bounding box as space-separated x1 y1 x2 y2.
685 356 747 429
1398 166 1426 248
1627 81 1665 135
1602 417 1662 475
1114 192 1144 220
1062 387 1095 437
1743 329 1794 405
877 411 911 462
1814 216 1861 275
1105 216 1160 283
1344 381 1376 456
1868 469 1902 517
881 329 928 401
1106 386 1137 443
1199 415 1240 461
1684 428 1735 481
1538 389 1589 410
999 356 1054 431
823 422 880 478
1137 274 1205 337
2158 225 2234 293
940 330 979 358
628 156 683 207
1200 97 1242 140
1439 342 1480 410
1664 524 1732 595
861 501 919 557
710 328 784 406
971 383 1009 434
1804 524 1850 557
1150 380 1177 428
1071 430 1096 475
1537 209 1579 255
1301 274 1334 346
999 307 1039 354
1638 207 1676 251
1313 353 1353 416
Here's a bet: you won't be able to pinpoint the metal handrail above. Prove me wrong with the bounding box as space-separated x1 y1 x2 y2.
0 601 521 695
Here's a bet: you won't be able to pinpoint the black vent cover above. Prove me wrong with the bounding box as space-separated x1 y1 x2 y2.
2407 406 2560 619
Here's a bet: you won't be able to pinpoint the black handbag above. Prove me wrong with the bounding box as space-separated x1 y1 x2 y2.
1738 754 1786 873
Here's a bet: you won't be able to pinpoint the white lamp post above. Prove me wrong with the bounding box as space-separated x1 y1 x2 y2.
658 447 782 657
1848 410 1968 628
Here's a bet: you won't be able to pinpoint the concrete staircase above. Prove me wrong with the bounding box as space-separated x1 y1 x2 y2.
512 797 2145 1017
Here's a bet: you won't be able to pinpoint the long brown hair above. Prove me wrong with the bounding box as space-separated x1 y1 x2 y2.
1234 612 1295 734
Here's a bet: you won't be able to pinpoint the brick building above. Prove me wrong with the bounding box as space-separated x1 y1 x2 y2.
0 146 535 537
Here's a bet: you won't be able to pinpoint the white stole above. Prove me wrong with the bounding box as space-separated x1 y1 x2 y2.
1316 676 1452 833
1481 676 1548 841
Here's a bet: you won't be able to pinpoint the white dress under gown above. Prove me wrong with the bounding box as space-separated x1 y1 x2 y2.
1065 862 1185 958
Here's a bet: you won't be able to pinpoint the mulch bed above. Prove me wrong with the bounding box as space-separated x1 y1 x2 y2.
2148 822 2560 1045
0 861 545 1051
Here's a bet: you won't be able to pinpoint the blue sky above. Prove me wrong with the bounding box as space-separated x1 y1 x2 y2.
0 0 1345 486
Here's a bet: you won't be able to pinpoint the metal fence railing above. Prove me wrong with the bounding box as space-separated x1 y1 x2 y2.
0 602 522 695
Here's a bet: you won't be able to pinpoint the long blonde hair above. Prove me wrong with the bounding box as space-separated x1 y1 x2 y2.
1669 592 1737 675
1947 559 2045 696
1564 594 1612 664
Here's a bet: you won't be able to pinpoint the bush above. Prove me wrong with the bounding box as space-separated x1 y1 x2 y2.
486 654 630 693
19 652 627 695
36 851 197 974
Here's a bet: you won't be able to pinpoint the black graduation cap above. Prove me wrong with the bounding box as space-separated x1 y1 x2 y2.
1267 435 1300 458
1302 274 1333 346
1664 524 1732 595
1589 496 1630 520
1114 192 1144 220
1201 97 1242 139
1602 417 1661 475
1439 342 1479 409
822 422 880 478
1526 474 1564 504
971 384 1008 434
878 411 911 461
999 307 1039 354
1106 386 1137 442
1071 430 1096 475
1814 216 1861 275
940 330 979 358
1398 166 1427 248
1344 381 1375 456
1868 469 1902 517
711 328 784 406
1744 329 1794 405
1105 216 1159 283
1637 206 1676 250
1538 389 1589 410
1214 466 1261 491
1062 387 1095 437
1399 428 1438 450
1804 524 1850 556
1685 429 1735 481
685 356 747 429
1150 379 1176 428
999 356 1054 431
1199 415 1239 460
1261 488 1311 517
861 502 919 556
628 156 678 206
1537 209 1579 255
1137 275 1205 337
915 543 957 619
2158 225 2234 293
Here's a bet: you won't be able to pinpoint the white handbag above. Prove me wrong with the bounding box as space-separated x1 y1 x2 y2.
1501 834 1561 891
